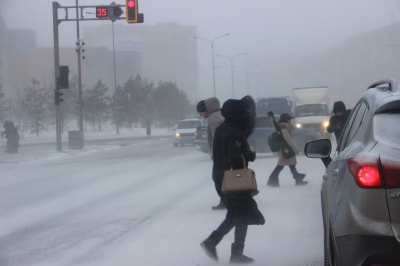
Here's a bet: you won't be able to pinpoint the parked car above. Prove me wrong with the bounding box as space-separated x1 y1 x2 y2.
173 117 205 147
193 114 320 154
305 79 400 266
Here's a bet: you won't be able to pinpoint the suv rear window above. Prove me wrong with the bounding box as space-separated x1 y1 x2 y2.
177 121 202 129
374 111 400 149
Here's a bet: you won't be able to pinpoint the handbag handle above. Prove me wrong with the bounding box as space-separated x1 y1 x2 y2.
230 155 247 171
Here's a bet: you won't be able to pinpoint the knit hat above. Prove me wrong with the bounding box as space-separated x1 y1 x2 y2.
279 113 293 123
196 100 207 113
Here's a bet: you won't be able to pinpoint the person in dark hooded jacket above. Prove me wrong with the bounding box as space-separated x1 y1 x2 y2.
200 96 264 264
327 101 352 142
1 121 20 153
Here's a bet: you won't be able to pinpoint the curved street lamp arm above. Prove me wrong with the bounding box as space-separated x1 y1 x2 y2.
193 36 212 44
212 33 230 44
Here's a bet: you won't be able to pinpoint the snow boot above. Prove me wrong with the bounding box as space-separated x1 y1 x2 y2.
200 231 223 262
295 180 308 186
293 173 306 181
267 178 280 187
229 243 254 264
212 200 226 210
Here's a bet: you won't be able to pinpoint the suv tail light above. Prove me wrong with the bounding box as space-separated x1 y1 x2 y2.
381 157 400 189
347 155 383 188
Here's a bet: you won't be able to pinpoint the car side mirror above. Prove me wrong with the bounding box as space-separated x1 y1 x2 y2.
305 139 332 168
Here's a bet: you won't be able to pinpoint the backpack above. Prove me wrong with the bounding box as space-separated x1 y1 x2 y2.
268 131 282 152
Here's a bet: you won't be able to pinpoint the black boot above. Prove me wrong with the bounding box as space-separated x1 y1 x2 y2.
266 178 280 187
200 231 223 261
289 165 307 184
212 199 226 210
230 243 254 264
295 180 308 186
267 166 283 187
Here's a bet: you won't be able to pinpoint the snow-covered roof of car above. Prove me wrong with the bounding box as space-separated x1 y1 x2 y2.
366 79 400 114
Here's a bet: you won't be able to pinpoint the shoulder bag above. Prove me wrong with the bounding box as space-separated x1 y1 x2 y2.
221 155 258 194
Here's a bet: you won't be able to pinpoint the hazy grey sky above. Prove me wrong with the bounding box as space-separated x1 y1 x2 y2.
2 0 400 55
2 0 400 101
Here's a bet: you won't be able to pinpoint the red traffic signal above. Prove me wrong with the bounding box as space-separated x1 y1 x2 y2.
126 0 138 23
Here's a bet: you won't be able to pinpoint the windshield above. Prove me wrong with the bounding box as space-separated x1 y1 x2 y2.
259 101 288 109
295 104 329 117
177 121 202 129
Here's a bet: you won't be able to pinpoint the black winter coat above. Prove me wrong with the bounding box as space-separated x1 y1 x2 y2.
327 109 351 142
212 99 265 226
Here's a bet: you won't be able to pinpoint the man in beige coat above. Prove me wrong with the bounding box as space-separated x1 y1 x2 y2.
197 97 226 210
266 113 308 187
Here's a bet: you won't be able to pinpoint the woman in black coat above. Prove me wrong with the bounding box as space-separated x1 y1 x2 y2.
200 97 265 264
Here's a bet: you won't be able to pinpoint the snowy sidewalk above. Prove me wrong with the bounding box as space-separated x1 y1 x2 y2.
0 127 173 164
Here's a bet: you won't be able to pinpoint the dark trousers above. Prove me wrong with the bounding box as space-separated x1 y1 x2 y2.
269 165 299 180
216 218 248 244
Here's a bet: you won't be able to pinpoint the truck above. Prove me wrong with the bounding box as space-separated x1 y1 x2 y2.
291 87 331 138
257 96 291 116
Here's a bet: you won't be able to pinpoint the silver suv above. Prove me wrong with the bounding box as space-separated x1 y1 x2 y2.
173 117 205 147
305 79 400 266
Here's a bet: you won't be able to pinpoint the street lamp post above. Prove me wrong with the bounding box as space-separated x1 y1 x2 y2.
235 64 261 95
193 33 230 97
215 53 248 98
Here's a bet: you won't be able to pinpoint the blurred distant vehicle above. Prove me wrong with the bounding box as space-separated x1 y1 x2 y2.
257 96 292 116
305 79 400 266
292 87 331 139
173 117 205 147
194 115 320 154
194 126 209 154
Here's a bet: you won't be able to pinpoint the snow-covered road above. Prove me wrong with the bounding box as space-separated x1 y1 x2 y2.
0 138 326 266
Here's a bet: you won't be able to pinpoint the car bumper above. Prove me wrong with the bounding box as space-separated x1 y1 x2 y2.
174 137 195 144
336 234 400 266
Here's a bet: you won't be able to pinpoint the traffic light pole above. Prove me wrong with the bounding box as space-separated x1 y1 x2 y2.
52 1 143 151
76 0 84 148
53 2 62 151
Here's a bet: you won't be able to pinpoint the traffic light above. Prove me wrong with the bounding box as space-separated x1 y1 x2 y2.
55 91 64 105
58 66 69 89
126 0 138 23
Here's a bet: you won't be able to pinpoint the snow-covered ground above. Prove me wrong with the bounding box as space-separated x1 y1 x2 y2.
0 129 330 266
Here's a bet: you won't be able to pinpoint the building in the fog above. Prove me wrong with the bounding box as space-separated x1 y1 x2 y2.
83 22 198 102
1 28 37 97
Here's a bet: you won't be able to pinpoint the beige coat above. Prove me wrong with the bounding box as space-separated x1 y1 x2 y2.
277 122 300 166
204 97 225 154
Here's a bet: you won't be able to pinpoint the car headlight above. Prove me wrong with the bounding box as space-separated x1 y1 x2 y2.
175 133 180 137
323 121 329 127
296 123 302 128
